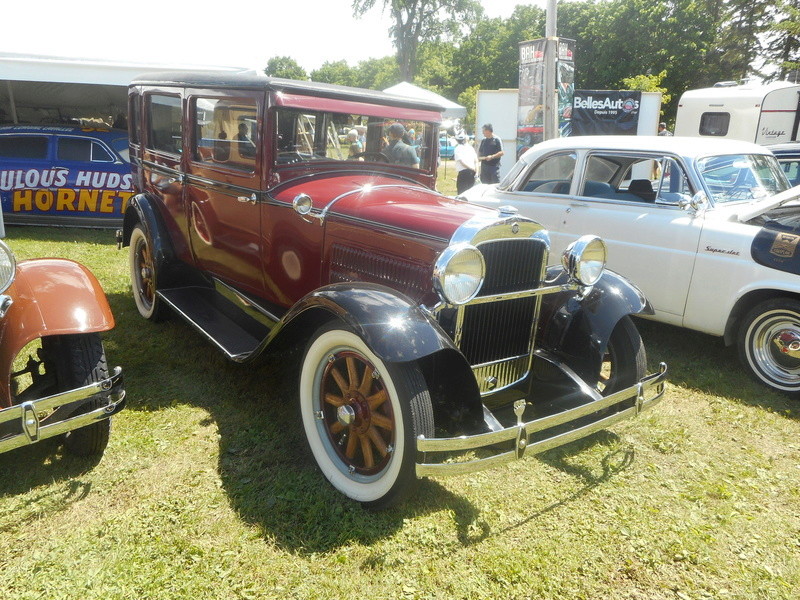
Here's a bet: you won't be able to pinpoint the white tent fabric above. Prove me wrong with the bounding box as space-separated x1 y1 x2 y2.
383 82 466 118
0 53 246 124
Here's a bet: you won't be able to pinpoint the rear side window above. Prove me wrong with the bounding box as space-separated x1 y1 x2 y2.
193 97 258 172
778 157 800 187
0 136 48 159
147 94 182 154
699 112 730 136
57 138 115 162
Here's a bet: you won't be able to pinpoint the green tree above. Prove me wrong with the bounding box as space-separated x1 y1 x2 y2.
762 0 800 81
352 56 401 90
264 56 308 80
311 60 358 86
457 84 480 133
352 0 483 81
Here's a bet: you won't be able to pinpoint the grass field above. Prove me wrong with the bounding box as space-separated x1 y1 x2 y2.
0 215 798 600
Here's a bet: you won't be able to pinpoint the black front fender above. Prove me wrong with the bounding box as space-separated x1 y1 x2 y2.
538 267 652 383
280 283 460 363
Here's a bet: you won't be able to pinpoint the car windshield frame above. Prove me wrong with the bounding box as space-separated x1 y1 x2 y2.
696 153 790 204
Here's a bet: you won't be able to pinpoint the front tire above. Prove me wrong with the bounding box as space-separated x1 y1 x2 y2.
129 224 166 321
43 333 111 457
597 316 647 395
738 298 800 394
299 323 434 508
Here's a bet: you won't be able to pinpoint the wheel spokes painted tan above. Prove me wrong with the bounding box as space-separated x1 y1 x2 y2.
330 366 348 395
345 430 359 459
359 364 374 396
360 434 374 468
367 426 388 457
371 412 393 432
325 392 344 407
367 389 387 410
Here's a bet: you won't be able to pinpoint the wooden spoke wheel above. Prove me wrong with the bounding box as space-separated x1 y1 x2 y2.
129 225 165 321
300 323 433 508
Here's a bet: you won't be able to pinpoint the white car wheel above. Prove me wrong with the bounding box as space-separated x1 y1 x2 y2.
299 323 433 508
129 225 166 321
739 298 800 394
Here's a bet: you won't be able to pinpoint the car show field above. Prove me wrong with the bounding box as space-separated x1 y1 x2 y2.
0 224 797 599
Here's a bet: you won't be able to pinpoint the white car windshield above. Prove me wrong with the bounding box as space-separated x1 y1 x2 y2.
697 154 790 203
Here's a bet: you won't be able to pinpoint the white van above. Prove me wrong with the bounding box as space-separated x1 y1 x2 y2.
674 80 800 145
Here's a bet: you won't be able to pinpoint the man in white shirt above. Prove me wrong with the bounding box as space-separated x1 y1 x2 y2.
453 133 478 194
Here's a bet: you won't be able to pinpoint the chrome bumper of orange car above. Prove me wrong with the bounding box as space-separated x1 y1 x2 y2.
0 367 125 454
416 363 667 477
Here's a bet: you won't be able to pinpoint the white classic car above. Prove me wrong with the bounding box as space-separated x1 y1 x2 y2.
463 135 800 394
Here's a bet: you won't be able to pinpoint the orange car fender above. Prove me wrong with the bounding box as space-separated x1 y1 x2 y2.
0 258 114 407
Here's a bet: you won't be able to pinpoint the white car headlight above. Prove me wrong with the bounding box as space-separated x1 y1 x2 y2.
433 244 485 305
562 235 606 286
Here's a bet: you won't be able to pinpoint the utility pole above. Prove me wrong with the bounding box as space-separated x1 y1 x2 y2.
543 0 558 140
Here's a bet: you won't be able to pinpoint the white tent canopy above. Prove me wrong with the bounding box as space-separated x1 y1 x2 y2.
383 81 466 118
0 52 246 125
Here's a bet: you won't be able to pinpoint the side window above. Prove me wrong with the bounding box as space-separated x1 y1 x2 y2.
699 112 730 136
57 138 115 162
276 110 319 158
129 93 140 145
519 153 576 194
656 158 692 204
778 158 800 187
147 94 182 155
193 97 258 172
0 136 48 159
582 154 663 202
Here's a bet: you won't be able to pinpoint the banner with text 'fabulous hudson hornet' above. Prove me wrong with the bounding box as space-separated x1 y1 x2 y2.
570 91 642 136
0 126 132 227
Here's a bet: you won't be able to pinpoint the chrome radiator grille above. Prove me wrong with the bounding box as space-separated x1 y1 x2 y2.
450 237 548 395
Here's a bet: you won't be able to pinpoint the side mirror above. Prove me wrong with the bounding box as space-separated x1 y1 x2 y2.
292 193 313 216
679 191 708 212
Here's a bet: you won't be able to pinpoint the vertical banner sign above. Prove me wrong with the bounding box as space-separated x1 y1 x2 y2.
518 39 546 157
571 91 642 135
557 39 576 137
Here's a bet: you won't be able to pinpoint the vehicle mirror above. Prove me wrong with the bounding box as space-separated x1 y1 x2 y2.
679 191 708 212
293 193 313 216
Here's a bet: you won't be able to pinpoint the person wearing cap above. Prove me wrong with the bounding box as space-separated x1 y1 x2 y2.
453 133 478 194
478 123 504 183
386 122 419 167
658 122 672 136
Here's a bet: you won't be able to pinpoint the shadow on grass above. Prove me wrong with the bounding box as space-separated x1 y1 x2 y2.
636 317 800 419
4 224 117 246
100 292 489 553
0 440 99 530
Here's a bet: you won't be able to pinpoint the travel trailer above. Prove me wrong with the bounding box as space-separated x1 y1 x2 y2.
674 80 800 144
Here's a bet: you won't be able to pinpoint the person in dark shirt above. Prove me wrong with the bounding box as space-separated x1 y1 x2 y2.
386 122 419 168
478 123 504 184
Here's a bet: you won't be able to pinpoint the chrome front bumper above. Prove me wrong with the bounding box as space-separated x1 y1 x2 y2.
0 367 125 454
416 363 667 477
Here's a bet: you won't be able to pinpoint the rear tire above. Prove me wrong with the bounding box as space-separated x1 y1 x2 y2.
130 224 166 321
738 298 800 394
43 333 111 457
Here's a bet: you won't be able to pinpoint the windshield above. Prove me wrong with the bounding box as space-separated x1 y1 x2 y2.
697 154 790 203
275 108 435 173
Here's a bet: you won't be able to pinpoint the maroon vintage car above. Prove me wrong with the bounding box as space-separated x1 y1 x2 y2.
121 72 666 508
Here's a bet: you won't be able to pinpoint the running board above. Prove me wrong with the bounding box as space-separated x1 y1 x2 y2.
157 286 271 362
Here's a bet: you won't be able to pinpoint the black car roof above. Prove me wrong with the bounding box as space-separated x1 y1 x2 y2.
130 70 444 114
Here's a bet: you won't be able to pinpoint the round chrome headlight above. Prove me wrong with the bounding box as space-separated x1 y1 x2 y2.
433 244 485 305
562 235 606 286
0 240 16 294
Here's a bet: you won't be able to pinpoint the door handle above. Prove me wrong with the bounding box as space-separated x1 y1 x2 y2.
237 193 258 204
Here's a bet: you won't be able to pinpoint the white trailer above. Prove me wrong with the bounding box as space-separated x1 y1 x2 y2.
674 80 800 145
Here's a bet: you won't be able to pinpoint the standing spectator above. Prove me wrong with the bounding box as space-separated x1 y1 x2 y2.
658 122 673 136
453 133 478 194
478 123 504 183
